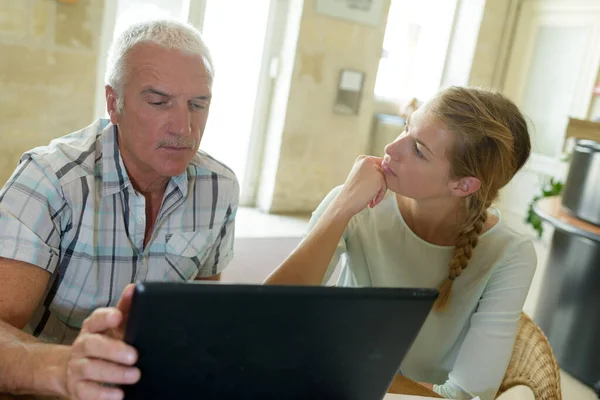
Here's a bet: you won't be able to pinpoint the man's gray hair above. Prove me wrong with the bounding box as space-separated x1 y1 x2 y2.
105 19 214 112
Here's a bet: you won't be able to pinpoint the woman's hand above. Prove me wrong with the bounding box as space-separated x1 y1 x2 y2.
333 156 387 217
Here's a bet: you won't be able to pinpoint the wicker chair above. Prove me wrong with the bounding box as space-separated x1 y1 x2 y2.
496 312 562 399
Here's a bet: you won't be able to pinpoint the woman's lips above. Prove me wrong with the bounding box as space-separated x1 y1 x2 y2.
381 160 396 176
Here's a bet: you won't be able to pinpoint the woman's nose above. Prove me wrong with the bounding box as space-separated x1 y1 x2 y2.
384 134 403 159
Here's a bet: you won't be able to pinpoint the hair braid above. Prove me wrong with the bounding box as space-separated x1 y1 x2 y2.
433 199 490 312
425 86 530 311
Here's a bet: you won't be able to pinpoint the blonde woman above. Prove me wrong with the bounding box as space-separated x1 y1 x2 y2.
266 86 536 400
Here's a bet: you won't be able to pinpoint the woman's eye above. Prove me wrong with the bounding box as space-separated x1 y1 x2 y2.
413 143 425 159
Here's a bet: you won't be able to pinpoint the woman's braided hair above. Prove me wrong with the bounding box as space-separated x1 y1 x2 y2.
429 87 531 311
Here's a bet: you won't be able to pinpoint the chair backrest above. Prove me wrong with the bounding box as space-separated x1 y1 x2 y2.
496 313 562 399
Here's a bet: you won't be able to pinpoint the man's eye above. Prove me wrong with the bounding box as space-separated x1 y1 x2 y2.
191 103 205 110
150 101 165 106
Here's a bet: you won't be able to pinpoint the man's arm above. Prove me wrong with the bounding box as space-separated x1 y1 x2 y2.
0 152 140 398
0 257 69 395
0 258 141 398
0 258 50 329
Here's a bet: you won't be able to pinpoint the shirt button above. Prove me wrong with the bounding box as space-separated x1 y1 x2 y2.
137 216 145 224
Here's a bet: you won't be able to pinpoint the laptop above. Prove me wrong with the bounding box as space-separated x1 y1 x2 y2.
122 282 437 400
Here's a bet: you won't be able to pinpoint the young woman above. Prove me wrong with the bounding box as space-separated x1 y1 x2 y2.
266 86 536 400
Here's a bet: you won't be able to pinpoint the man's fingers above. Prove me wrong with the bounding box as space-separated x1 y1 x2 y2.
73 380 124 400
71 357 140 385
82 308 122 334
116 284 136 326
73 332 137 366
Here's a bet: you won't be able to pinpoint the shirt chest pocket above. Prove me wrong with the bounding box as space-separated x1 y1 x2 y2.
164 229 215 280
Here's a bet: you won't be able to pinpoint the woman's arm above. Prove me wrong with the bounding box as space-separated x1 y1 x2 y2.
434 240 537 400
265 156 387 286
264 194 353 286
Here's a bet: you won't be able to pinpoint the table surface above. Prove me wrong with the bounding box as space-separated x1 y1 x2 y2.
534 196 600 240
0 375 441 399
387 375 442 398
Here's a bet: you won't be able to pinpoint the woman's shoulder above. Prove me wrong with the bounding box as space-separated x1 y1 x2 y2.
482 209 530 243
478 210 537 273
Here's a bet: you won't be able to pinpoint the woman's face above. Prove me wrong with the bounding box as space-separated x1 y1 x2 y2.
382 104 459 200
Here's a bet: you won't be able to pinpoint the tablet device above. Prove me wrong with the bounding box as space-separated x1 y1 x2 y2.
123 282 437 400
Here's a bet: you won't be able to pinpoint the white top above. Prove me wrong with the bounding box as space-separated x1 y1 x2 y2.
308 187 536 400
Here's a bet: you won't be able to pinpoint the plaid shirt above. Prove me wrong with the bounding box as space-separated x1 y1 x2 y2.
0 119 239 344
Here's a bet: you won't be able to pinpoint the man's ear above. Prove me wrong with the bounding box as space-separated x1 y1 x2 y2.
105 85 119 125
450 176 481 197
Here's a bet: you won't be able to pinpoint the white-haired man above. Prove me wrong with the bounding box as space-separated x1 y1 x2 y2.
0 20 239 399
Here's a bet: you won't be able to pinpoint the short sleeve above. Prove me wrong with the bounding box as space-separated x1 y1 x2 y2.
0 155 67 273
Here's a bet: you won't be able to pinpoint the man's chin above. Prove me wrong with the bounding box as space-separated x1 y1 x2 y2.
158 163 189 178
156 154 195 176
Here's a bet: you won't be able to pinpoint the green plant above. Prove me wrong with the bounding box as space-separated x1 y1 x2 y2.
525 178 564 238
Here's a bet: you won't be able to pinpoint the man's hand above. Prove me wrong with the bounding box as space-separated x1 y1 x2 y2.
63 284 140 400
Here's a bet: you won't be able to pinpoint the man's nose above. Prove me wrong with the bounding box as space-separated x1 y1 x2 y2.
170 103 192 136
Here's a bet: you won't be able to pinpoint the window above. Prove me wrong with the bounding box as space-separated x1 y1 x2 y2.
374 0 457 102
113 0 188 37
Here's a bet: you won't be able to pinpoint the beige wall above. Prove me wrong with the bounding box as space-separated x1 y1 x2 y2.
0 0 104 186
468 0 521 89
258 0 391 213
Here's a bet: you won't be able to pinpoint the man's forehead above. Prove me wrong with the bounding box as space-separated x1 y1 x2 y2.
127 44 208 74
125 47 211 93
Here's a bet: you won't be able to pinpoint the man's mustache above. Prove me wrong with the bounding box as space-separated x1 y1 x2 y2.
155 138 196 149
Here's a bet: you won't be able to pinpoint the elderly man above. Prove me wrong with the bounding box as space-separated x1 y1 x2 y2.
0 20 238 399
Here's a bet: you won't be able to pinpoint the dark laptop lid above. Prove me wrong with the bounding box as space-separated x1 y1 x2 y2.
123 282 437 400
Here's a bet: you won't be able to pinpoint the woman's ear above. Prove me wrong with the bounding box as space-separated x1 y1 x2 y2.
450 177 481 197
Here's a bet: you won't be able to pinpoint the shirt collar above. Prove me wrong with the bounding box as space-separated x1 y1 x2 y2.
100 122 189 198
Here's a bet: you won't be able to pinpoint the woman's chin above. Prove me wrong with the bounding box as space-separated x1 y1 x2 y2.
383 176 399 193
385 182 412 198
